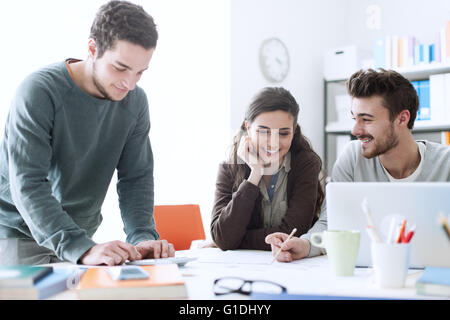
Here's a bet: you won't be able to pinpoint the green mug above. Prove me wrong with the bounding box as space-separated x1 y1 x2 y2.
311 230 361 276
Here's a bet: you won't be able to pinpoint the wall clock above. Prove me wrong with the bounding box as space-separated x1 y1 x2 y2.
259 37 290 83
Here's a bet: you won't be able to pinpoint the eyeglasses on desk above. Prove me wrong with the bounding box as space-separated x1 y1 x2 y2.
213 276 287 296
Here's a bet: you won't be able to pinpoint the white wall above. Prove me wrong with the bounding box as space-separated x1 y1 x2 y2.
229 0 349 159
0 0 101 130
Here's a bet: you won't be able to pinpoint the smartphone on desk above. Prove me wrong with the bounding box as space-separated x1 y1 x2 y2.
107 266 149 281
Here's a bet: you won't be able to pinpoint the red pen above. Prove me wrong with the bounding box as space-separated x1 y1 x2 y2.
402 225 416 243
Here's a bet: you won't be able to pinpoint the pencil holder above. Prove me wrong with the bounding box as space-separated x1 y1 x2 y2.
371 242 410 288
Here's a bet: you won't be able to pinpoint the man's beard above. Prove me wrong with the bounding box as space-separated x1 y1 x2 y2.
361 123 399 159
92 62 115 101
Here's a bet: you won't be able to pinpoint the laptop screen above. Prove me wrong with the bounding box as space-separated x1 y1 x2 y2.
326 182 450 268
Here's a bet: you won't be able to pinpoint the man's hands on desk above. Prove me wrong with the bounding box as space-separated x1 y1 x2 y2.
79 239 175 266
265 233 310 262
135 239 175 260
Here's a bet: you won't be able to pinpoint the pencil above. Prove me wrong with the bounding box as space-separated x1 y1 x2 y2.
438 212 450 241
361 197 382 242
271 228 297 264
366 225 381 243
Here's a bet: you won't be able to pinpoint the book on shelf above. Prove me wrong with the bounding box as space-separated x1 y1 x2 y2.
428 73 450 124
412 80 431 122
374 37 385 68
446 21 450 62
411 78 450 125
0 268 82 300
417 80 431 120
435 31 441 63
430 74 446 122
414 44 421 65
391 35 399 68
0 266 52 288
430 44 436 63
76 264 187 299
415 267 450 297
427 44 433 64
385 35 392 68
407 36 415 67
397 36 413 68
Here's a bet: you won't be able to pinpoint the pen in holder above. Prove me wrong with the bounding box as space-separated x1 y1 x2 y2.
371 242 410 288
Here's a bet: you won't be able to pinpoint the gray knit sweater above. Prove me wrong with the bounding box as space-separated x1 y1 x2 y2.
0 61 158 263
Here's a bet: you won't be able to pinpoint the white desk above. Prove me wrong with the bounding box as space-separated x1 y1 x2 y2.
51 248 442 300
175 248 428 300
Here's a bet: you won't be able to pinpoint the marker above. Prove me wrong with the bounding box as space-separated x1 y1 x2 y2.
396 219 407 244
402 225 416 243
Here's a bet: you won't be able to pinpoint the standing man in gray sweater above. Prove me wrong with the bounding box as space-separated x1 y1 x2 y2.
0 1 175 266
266 68 450 262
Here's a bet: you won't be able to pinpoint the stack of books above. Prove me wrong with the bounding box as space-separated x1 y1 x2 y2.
374 21 450 69
0 266 78 299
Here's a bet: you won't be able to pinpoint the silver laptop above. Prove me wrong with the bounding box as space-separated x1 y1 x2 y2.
327 182 450 269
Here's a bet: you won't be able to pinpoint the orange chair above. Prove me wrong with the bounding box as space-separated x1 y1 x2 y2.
153 204 206 250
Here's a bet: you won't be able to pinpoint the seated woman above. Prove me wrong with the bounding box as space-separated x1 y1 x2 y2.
210 87 324 252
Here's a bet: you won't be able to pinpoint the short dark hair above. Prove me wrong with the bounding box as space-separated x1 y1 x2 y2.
346 68 419 129
90 0 158 58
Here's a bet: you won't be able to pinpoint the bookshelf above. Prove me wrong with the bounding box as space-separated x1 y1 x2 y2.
323 63 450 176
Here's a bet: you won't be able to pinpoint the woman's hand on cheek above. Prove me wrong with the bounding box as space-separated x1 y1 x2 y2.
237 136 264 185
